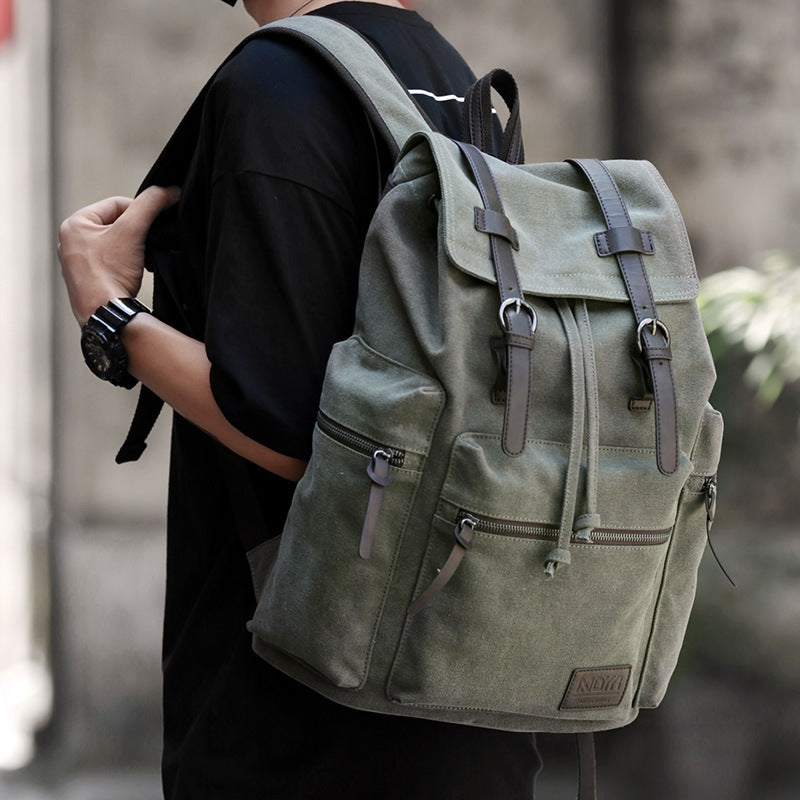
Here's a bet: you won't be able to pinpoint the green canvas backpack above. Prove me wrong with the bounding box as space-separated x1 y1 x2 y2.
235 16 724 798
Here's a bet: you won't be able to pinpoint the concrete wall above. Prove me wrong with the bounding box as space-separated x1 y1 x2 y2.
423 0 612 160
625 0 800 273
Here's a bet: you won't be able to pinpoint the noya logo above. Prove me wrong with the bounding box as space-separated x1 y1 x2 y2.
576 674 626 695
560 665 631 710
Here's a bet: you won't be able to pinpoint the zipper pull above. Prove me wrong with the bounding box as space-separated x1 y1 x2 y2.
704 475 717 525
359 449 393 560
703 475 735 587
408 516 477 616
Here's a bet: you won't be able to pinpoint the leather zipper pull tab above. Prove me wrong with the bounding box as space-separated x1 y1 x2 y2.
408 516 477 615
359 449 392 559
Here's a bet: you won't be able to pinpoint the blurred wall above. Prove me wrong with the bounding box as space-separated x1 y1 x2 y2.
41 0 800 796
49 0 252 769
0 0 52 772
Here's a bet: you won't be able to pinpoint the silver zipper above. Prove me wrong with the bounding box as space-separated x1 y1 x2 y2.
317 411 405 467
458 510 670 546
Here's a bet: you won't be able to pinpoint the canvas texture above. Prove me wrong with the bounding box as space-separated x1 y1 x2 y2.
244 17 723 734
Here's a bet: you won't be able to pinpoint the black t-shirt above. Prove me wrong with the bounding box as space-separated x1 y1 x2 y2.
152 4 540 798
203 4 483 461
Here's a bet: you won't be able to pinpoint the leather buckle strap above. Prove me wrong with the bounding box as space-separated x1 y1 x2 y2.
457 141 533 457
568 158 679 475
636 317 670 350
498 297 536 333
637 318 673 361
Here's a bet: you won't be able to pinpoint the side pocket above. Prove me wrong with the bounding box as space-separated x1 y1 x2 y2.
248 337 444 691
637 405 724 708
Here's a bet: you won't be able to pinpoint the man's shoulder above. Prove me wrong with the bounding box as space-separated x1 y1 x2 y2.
209 35 343 117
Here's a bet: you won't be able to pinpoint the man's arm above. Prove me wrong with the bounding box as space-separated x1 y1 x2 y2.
57 186 307 483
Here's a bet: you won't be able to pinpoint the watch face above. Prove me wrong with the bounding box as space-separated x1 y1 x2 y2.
80 328 113 379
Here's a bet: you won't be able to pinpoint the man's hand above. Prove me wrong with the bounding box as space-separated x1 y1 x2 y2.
57 185 180 326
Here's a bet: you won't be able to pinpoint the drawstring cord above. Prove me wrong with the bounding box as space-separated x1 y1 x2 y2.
545 301 586 576
573 300 601 543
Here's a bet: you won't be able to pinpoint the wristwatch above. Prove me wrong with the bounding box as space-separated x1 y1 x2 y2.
80 297 151 389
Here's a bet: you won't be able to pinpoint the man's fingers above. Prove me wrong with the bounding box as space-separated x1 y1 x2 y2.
117 185 181 237
74 196 134 227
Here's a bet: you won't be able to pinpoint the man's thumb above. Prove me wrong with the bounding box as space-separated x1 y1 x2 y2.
120 185 181 235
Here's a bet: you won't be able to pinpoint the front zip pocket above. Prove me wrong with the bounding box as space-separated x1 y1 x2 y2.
388 432 687 719
318 411 406 560
409 511 671 615
317 411 406 467
390 505 675 717
458 512 670 546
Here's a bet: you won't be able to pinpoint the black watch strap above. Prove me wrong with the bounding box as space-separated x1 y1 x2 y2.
89 297 150 331
82 297 151 388
106 297 151 324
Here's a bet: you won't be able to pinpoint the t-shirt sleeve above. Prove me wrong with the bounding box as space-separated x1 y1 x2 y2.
202 39 377 460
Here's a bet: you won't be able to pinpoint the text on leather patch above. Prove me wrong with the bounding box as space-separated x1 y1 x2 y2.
560 665 631 709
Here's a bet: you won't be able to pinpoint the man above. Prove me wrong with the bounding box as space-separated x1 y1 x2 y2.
58 1 541 796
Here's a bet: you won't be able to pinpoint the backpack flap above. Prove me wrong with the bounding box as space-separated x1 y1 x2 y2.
397 132 709 479
421 133 700 304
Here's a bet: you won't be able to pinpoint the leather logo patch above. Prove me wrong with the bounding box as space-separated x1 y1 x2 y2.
560 665 631 710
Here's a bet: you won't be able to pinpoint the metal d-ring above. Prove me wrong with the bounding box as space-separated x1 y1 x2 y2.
636 317 670 352
498 297 537 334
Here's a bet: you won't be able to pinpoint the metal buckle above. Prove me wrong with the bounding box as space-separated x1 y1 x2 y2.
636 317 670 352
498 297 537 334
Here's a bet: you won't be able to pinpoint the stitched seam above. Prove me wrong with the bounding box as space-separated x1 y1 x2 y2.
440 431 664 456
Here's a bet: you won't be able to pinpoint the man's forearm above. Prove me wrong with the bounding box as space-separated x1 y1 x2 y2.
123 313 307 482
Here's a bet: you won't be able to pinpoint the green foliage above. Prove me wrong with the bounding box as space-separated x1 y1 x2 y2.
699 252 800 408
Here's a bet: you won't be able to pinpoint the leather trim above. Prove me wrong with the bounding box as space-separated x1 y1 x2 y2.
458 142 533 457
560 665 631 710
642 344 672 361
461 68 525 165
474 207 520 250
628 397 653 412
594 227 654 257
503 331 536 350
408 517 475 615
568 158 679 475
359 450 392 559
